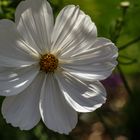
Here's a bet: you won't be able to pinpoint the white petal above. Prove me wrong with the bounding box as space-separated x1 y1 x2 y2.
0 65 39 96
15 0 54 53
55 71 106 113
60 38 118 81
0 55 36 68
0 19 39 66
39 74 77 134
51 5 97 56
2 72 45 130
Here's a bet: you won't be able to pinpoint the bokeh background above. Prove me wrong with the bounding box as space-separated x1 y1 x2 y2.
0 0 140 140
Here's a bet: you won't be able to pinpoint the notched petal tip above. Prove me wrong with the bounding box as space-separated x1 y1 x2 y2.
56 72 107 113
51 3 97 55
39 74 78 134
15 0 54 54
1 73 44 131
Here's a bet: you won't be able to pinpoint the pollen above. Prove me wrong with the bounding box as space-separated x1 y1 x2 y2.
39 54 58 72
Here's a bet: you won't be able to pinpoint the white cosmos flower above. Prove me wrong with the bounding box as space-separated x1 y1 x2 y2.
0 0 118 134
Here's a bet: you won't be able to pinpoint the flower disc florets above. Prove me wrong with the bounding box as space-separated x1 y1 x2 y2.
40 54 58 72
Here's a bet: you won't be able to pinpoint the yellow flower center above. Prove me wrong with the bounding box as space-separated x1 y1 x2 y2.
39 54 58 72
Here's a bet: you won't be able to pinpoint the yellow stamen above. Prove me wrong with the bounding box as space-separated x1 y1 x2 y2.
39 54 58 72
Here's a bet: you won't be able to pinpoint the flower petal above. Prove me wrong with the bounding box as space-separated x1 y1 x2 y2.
0 55 36 68
60 38 118 81
2 72 44 130
39 74 77 134
51 5 97 56
0 19 39 66
15 0 54 53
55 71 106 113
0 65 39 96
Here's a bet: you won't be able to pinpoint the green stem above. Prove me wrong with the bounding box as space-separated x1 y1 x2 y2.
119 36 140 51
110 6 133 97
117 65 132 97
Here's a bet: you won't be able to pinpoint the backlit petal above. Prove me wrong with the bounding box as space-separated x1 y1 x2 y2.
51 5 97 56
15 0 54 53
0 19 39 66
39 74 77 134
60 38 118 81
0 65 39 96
55 71 106 112
2 72 45 130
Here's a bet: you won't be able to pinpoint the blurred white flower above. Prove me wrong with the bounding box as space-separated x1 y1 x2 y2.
120 1 130 8
0 0 118 134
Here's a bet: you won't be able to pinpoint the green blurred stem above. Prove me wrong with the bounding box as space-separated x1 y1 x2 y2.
59 0 63 5
119 36 140 51
119 60 137 65
117 64 132 97
118 55 137 65
111 5 133 97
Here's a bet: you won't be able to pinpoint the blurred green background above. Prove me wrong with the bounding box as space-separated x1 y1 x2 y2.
0 0 140 140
